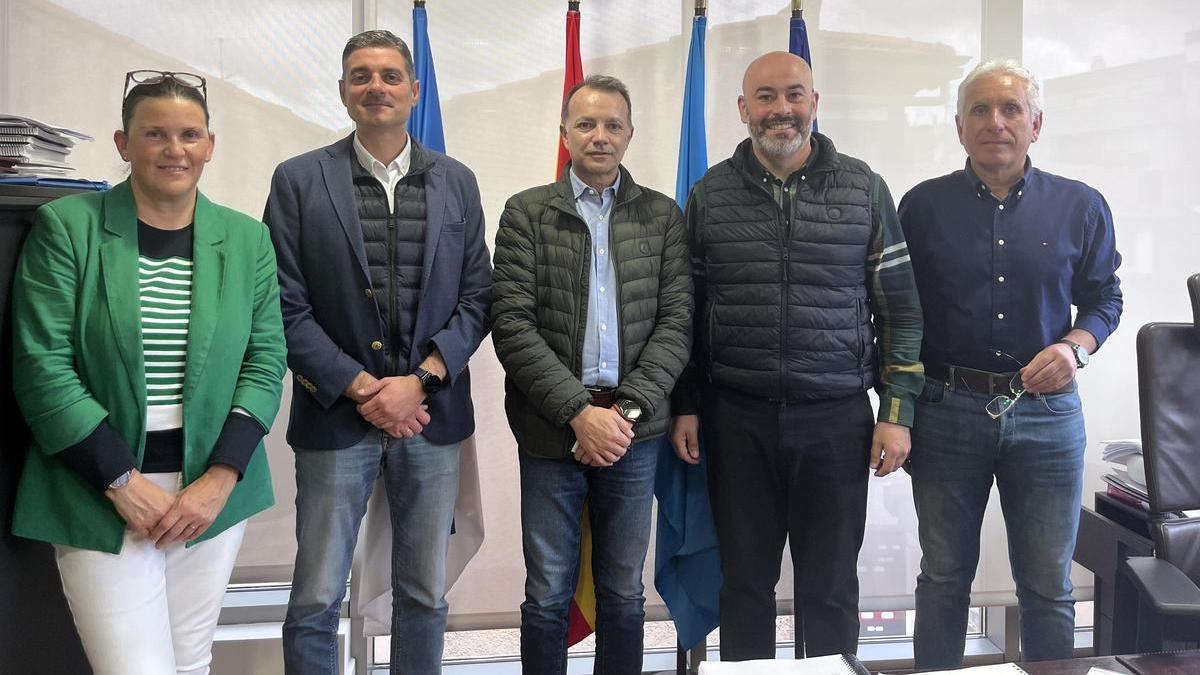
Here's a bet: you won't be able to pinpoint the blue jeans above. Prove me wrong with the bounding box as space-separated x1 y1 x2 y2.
910 379 1085 668
519 435 662 675
283 431 460 675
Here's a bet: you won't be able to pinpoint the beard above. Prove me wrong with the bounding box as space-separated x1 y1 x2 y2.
748 114 811 158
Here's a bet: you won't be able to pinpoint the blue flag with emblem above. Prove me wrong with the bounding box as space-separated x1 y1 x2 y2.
654 11 721 652
407 3 445 152
789 9 818 133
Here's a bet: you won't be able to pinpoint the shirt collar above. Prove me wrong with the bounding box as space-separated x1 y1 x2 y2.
743 137 819 184
352 132 412 180
568 167 621 201
961 155 1035 196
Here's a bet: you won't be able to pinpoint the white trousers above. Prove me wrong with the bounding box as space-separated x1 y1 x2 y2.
54 473 246 675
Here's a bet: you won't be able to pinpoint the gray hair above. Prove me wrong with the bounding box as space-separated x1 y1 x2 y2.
561 75 633 127
957 59 1043 118
341 30 415 81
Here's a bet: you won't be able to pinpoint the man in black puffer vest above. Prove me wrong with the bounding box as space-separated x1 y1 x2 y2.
670 52 924 661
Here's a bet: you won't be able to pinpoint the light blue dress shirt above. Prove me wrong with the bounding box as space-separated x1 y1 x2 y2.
570 169 622 388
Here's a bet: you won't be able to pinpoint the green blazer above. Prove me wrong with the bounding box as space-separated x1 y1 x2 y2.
10 180 286 553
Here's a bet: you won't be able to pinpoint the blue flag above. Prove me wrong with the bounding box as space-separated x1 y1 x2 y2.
674 15 708 207
654 13 721 652
407 4 445 153
789 13 818 133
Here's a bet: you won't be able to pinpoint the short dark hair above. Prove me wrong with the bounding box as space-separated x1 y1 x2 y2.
341 30 415 81
121 79 209 133
560 75 633 127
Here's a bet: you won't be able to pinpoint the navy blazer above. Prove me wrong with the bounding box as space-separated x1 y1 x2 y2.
264 135 492 449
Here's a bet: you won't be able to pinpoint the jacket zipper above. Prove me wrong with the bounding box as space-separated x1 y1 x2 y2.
772 182 790 402
387 203 399 377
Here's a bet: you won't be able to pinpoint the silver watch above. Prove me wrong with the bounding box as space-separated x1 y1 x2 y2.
616 399 643 423
107 470 133 490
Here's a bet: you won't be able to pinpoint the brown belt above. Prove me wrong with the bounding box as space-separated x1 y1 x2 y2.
587 387 616 408
925 362 1072 396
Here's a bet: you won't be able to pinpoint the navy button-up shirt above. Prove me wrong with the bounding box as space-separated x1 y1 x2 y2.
898 159 1122 372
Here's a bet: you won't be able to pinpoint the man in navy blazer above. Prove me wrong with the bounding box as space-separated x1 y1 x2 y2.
264 30 491 674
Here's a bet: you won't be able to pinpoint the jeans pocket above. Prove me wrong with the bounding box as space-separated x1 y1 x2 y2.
1038 390 1082 415
917 380 948 406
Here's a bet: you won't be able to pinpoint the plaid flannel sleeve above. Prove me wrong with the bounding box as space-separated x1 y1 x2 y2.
866 174 924 427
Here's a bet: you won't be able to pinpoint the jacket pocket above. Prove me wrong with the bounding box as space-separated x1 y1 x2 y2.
705 296 717 363
854 298 866 361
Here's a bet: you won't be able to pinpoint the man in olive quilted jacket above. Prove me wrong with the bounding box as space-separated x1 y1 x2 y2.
491 74 692 674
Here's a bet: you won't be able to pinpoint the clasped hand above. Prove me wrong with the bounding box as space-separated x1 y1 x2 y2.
570 405 635 467
106 465 239 549
356 375 430 438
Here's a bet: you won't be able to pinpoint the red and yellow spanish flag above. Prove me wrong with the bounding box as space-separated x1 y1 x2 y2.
556 0 597 647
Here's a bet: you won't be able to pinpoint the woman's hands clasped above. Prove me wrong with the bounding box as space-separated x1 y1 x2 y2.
106 465 239 548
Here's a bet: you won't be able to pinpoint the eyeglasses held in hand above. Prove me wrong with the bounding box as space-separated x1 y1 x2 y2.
985 372 1026 419
123 70 207 101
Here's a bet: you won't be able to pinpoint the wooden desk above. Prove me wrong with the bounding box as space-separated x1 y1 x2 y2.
1017 654 1133 674
1015 650 1200 675
1116 650 1200 675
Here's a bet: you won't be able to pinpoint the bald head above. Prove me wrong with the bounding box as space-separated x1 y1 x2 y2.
738 51 819 164
742 51 814 97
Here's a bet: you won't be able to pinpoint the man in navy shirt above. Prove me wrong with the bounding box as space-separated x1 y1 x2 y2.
899 60 1122 668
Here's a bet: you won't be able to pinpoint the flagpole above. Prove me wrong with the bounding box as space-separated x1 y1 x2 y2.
788 0 817 132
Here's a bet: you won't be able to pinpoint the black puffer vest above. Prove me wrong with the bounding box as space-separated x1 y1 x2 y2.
353 147 429 374
697 133 878 400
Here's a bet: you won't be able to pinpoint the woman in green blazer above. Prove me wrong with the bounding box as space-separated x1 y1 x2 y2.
10 71 286 675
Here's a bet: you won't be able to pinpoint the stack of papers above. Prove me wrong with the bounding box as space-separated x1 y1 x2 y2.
1097 438 1149 509
1100 438 1141 463
0 114 92 177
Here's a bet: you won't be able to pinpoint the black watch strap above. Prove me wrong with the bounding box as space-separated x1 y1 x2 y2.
415 367 444 395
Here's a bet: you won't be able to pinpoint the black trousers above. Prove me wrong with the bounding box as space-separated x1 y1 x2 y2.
702 386 873 661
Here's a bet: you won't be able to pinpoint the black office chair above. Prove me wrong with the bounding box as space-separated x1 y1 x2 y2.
1121 273 1200 650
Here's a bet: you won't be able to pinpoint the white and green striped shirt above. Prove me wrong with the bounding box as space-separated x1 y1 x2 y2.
139 254 191 431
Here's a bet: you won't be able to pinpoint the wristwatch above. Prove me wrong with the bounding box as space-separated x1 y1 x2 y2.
414 367 445 396
107 470 133 491
616 399 643 423
1058 339 1090 369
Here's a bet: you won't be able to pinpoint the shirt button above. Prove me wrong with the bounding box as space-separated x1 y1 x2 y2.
997 313 1005 320
601 324 608 331
598 248 605 255
601 361 608 368
600 286 606 293
998 239 1005 246
371 340 383 351
998 276 1005 282
364 288 374 299
998 204 1005 210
